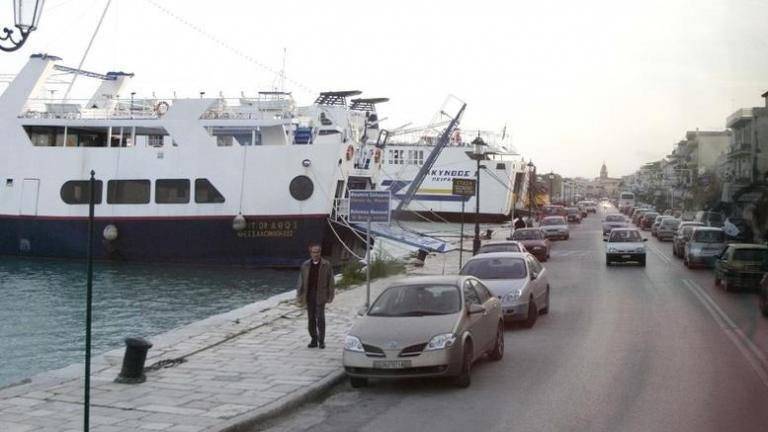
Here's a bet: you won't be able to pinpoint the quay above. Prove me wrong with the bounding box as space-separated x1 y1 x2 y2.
0 236 471 432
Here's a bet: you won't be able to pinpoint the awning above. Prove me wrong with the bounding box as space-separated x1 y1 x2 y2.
351 222 453 253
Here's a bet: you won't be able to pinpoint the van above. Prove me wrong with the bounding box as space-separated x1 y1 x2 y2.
695 211 724 228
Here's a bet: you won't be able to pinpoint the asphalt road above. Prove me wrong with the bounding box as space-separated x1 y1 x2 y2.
255 208 768 432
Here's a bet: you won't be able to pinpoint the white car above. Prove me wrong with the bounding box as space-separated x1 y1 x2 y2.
540 216 570 240
605 228 647 267
460 252 550 328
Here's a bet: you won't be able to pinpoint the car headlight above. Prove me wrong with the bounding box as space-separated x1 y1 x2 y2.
425 333 457 351
634 247 645 253
344 335 365 352
608 247 618 253
504 289 523 303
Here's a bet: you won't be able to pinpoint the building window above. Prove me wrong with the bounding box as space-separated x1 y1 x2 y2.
107 180 150 204
61 180 103 204
155 179 190 204
195 178 225 203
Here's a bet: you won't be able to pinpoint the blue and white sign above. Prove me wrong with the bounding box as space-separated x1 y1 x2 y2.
349 191 391 223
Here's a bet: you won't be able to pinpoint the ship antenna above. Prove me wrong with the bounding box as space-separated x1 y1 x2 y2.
63 0 113 101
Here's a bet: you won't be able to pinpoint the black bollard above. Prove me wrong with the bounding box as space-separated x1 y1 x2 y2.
115 337 152 384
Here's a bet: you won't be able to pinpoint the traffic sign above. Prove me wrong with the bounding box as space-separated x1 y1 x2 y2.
349 190 391 223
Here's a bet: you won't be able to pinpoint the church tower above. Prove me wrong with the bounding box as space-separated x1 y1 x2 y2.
600 161 608 179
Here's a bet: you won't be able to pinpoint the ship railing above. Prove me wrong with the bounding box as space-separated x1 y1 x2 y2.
20 98 165 120
331 198 350 222
200 97 297 120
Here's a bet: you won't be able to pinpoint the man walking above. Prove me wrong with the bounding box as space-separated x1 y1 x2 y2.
296 243 335 349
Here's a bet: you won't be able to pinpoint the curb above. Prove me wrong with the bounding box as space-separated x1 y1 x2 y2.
211 369 347 432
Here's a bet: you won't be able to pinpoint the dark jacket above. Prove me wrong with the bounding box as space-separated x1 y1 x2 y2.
296 258 335 306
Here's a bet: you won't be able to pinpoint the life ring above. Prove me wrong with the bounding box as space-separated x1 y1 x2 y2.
373 148 382 163
155 101 170 116
345 145 354 161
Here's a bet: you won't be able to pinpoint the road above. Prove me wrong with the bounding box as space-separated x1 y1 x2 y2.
255 208 768 432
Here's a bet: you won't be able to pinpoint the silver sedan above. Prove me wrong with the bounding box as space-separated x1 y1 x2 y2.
343 275 504 388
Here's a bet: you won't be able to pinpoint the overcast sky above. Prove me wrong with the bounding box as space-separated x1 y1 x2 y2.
2 0 768 178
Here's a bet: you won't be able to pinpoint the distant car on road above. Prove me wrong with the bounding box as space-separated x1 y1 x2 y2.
640 212 659 231
652 215 675 237
684 227 726 268
565 207 582 223
460 252 550 327
605 227 647 266
714 244 768 291
508 228 550 261
477 241 527 255
540 216 570 240
602 213 628 238
656 218 681 242
343 275 504 388
672 222 705 258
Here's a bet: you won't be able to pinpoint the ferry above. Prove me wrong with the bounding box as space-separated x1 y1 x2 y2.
380 127 527 223
0 54 386 267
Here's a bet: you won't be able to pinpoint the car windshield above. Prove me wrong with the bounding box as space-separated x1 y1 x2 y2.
733 249 768 262
512 229 543 240
609 230 642 242
460 257 528 280
605 215 624 222
644 213 659 220
662 220 681 229
692 230 724 243
367 284 461 317
542 217 565 226
478 244 521 253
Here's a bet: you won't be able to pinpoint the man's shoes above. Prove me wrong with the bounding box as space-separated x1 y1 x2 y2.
307 341 318 348
319 342 326 349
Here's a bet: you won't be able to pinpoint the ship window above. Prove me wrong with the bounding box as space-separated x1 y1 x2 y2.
107 180 150 204
195 178 225 203
61 180 103 204
207 127 261 146
156 179 190 204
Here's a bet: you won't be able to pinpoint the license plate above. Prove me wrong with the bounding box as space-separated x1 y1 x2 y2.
372 360 411 369
621 255 631 259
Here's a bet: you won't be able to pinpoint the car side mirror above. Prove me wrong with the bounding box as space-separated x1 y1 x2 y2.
643 238 648 242
468 304 486 315
603 238 608 242
530 272 538 280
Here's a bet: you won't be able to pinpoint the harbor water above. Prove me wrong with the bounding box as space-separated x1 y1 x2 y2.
0 257 295 388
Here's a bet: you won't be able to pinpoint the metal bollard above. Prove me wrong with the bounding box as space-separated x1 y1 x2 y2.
114 337 152 384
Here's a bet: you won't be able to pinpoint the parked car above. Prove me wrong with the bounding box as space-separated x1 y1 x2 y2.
584 201 598 213
714 244 768 292
602 213 628 238
460 252 550 327
508 228 550 261
343 275 504 388
684 227 726 268
672 222 705 257
723 217 754 243
477 241 527 255
605 227 647 266
565 207 582 223
657 218 681 241
540 205 566 221
652 215 675 237
540 216 570 240
695 211 724 228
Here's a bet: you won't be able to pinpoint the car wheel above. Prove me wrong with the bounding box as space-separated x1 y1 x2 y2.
350 377 368 388
684 255 690 268
523 299 538 329
639 256 646 267
759 290 768 317
565 235 570 240
540 287 550 315
454 341 473 388
488 323 504 361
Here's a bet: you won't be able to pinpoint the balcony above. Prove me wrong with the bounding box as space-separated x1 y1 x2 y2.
727 143 753 159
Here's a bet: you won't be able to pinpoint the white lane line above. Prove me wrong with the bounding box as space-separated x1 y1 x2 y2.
646 243 672 265
682 279 768 388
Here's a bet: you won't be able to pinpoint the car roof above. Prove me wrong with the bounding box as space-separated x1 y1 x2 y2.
388 275 470 286
542 215 565 220
691 227 723 232
609 227 639 232
480 240 522 246
728 243 768 250
680 221 704 226
465 251 530 261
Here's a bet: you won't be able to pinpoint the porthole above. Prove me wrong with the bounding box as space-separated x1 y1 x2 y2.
290 175 314 201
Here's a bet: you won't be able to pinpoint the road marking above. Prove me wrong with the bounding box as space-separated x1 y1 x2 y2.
682 279 768 388
646 243 672 264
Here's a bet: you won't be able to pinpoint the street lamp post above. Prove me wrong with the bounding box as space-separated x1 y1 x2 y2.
0 0 45 52
548 173 555 204
527 161 535 224
469 136 487 255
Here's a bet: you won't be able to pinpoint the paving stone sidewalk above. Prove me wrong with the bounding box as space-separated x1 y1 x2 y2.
0 229 483 432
